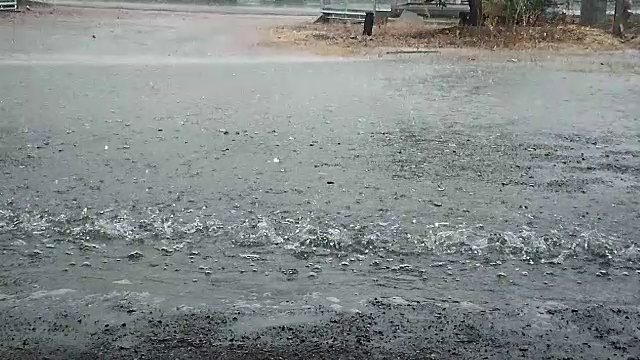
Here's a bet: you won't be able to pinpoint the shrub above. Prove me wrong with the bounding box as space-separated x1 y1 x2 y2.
483 0 558 25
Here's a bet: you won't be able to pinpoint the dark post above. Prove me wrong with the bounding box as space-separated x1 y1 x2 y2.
459 11 471 25
363 12 374 36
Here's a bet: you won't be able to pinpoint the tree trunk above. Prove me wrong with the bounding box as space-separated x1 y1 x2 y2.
580 0 607 26
468 0 483 26
613 0 626 35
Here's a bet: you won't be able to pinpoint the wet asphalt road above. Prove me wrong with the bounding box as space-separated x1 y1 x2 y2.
1 7 640 359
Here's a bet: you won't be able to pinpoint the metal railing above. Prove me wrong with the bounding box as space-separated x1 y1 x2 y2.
320 0 471 21
321 0 391 12
320 0 638 19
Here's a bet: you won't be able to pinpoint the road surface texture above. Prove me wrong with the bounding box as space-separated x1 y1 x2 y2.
1 7 640 360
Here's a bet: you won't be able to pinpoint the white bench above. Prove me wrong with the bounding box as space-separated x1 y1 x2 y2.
0 0 17 10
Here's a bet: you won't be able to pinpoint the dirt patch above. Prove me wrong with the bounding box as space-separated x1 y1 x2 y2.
267 19 640 55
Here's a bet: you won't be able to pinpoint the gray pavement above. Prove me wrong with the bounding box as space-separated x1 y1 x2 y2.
1 7 640 359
